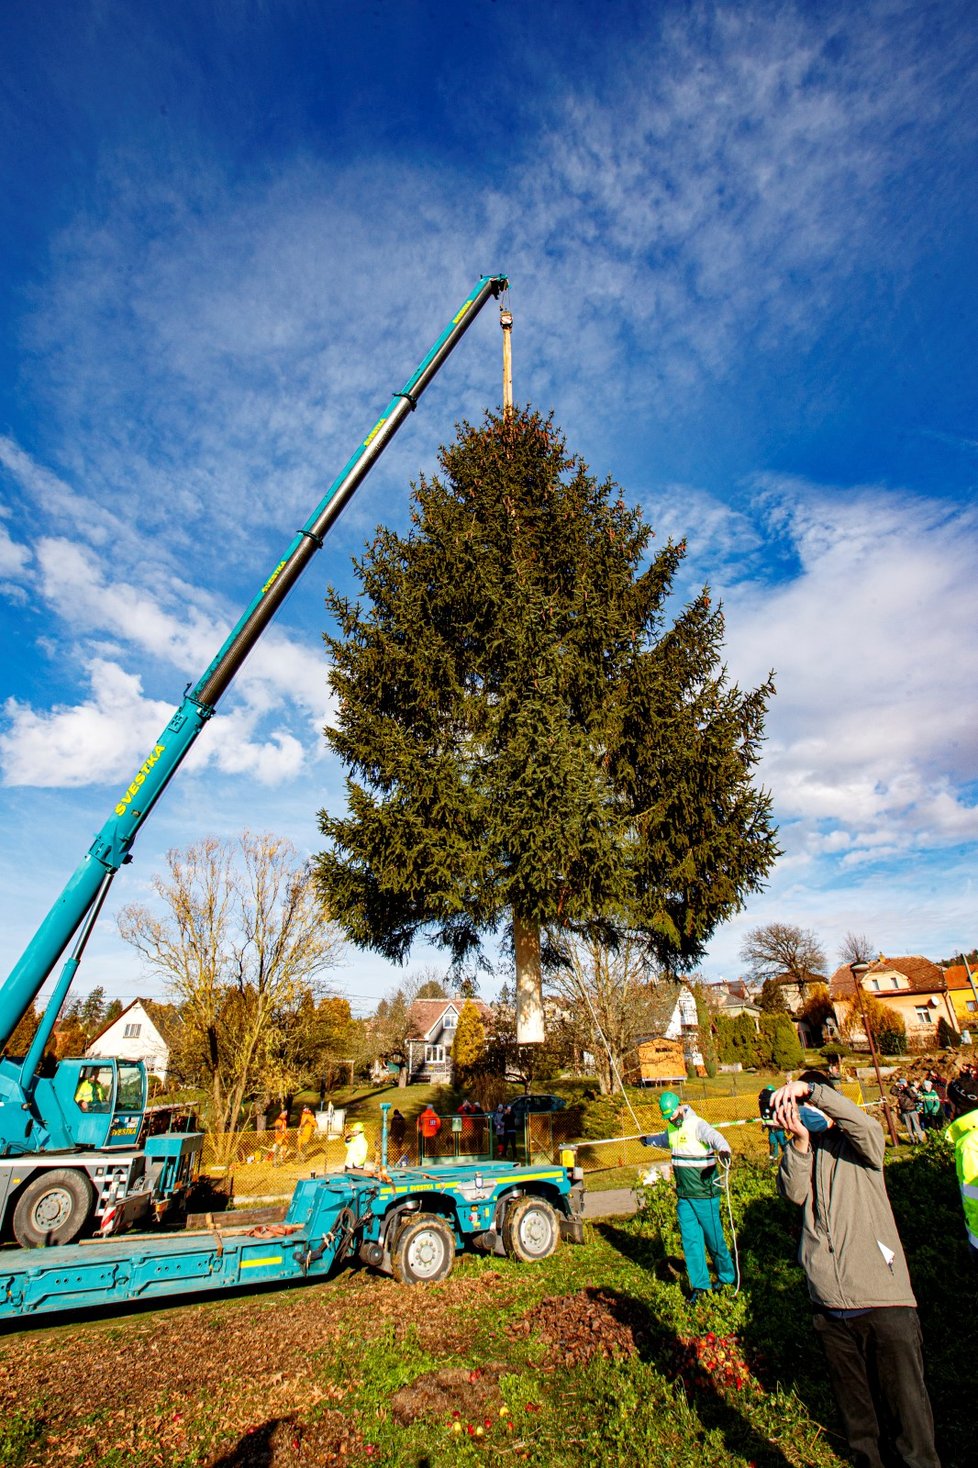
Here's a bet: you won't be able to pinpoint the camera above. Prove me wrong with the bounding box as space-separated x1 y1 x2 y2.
757 1087 776 1121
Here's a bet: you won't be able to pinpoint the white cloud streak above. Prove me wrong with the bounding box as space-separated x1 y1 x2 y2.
717 483 978 858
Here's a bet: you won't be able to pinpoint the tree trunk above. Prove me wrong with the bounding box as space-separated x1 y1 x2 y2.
514 913 545 1044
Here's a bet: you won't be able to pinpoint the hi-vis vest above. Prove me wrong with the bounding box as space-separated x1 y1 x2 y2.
946 1107 978 1250
345 1132 369 1169
668 1111 721 1201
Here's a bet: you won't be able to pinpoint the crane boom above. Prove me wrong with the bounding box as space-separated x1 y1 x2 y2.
0 274 508 1052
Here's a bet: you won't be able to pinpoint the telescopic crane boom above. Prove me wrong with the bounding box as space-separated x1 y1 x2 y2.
1 274 508 1051
0 275 507 1246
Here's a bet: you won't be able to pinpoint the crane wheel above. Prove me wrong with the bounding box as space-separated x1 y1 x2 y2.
391 1213 455 1284
501 1195 560 1262
12 1170 95 1248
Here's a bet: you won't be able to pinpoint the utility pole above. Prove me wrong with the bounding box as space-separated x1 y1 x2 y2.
850 961 900 1146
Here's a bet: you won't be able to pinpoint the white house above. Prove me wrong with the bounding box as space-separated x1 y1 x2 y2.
86 999 174 1082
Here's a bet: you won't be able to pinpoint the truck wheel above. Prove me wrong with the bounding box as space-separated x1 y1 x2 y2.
12 1170 94 1248
502 1196 560 1263
391 1213 455 1284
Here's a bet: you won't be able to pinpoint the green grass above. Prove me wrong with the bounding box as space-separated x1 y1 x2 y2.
0 1409 45 1467
2 1143 967 1467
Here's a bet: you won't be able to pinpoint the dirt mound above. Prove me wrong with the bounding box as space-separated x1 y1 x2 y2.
507 1286 650 1368
886 1052 977 1088
389 1363 509 1425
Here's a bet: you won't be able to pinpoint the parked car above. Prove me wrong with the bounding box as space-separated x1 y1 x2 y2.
507 1093 567 1119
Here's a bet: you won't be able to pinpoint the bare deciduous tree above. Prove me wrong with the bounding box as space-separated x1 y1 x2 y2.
548 938 678 1095
118 833 344 1159
740 922 826 987
838 932 877 967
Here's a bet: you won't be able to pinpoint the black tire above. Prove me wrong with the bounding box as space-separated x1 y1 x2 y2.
12 1169 94 1248
391 1213 456 1284
501 1195 560 1263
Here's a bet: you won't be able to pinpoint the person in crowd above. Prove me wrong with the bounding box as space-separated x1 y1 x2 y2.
272 1108 289 1164
772 1076 940 1468
389 1108 408 1165
640 1090 736 1304
919 1080 942 1133
297 1105 317 1160
502 1104 518 1161
418 1103 441 1158
945 1071 978 1262
895 1081 925 1145
493 1102 506 1157
927 1071 950 1122
457 1096 476 1146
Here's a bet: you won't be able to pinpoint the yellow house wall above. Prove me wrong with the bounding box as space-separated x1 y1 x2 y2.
835 981 958 1045
948 987 978 1027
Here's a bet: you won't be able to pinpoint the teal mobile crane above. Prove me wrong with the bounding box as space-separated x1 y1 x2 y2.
0 276 512 1253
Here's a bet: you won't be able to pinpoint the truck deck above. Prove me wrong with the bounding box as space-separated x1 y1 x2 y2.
0 1159 583 1322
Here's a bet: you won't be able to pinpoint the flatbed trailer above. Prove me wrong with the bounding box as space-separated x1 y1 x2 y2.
0 1159 585 1322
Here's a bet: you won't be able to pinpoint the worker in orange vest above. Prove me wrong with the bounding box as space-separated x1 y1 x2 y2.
418 1104 441 1156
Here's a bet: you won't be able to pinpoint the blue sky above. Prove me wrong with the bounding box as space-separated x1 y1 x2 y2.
2 0 977 1016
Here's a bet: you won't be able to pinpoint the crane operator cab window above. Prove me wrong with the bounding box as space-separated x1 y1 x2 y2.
74 1066 113 1112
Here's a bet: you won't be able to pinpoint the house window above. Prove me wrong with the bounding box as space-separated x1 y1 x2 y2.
871 980 881 991
124 1023 141 1039
442 1012 457 1030
966 1000 977 1013
913 1008 933 1025
425 1044 446 1064
890 978 900 989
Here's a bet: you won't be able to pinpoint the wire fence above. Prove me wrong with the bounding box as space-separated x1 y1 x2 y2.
199 1083 863 1204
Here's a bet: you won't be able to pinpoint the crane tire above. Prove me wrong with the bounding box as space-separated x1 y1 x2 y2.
12 1169 94 1248
501 1195 560 1263
391 1213 455 1284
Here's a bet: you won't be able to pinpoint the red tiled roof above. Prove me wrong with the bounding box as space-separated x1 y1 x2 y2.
829 956 946 1000
406 998 492 1039
944 964 978 992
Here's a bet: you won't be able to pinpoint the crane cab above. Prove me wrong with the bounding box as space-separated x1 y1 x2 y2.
47 1058 147 1151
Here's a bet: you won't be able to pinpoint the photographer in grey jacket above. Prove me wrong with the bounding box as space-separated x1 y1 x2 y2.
771 1076 939 1468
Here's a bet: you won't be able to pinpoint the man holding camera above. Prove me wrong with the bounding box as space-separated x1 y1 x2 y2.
771 1076 939 1468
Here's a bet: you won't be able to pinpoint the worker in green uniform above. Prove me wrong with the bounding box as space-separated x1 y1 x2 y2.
641 1090 736 1302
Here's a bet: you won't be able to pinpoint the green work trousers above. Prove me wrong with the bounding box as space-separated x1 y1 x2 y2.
677 1195 736 1293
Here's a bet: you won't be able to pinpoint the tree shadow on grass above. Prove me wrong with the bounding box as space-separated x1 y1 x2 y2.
207 1416 286 1468
553 1273 798 1468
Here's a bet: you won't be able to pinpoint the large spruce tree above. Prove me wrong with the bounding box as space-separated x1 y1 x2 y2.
316 408 778 1033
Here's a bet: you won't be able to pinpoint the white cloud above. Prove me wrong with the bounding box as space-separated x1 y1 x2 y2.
0 660 174 787
715 483 978 858
0 654 321 791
